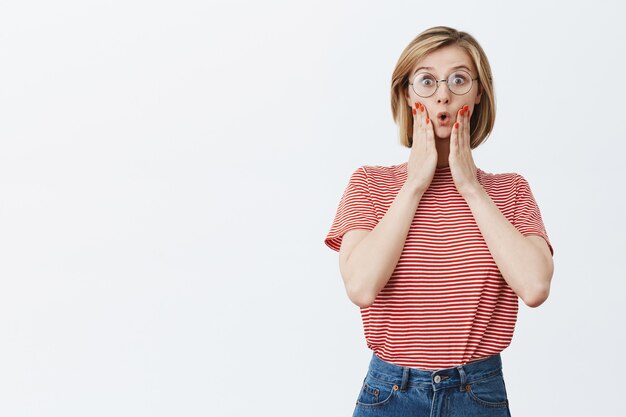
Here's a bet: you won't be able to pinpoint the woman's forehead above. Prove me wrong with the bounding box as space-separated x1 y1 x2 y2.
412 46 476 75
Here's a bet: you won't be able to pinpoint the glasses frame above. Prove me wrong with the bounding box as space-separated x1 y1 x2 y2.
409 70 479 98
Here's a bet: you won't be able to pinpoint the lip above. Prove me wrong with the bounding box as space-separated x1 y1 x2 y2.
436 112 451 126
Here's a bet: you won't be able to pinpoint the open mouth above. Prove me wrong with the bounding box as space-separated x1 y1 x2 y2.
437 112 451 126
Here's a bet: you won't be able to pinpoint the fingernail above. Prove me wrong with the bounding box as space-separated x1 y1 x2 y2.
460 109 465 116
463 105 469 111
420 104 425 112
412 108 417 115
454 122 459 129
415 101 420 108
426 116 429 124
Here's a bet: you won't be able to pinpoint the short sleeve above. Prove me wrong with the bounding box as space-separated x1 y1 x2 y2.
513 175 554 256
324 167 379 252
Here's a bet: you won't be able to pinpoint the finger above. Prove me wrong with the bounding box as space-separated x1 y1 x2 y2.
462 105 470 149
456 106 464 127
419 102 426 130
411 102 419 145
421 104 430 142
415 102 428 142
413 101 422 130
423 106 430 127
450 120 459 154
455 107 463 147
458 106 465 148
425 108 434 143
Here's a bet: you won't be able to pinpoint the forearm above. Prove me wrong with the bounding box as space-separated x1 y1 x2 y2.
344 182 424 308
462 185 553 307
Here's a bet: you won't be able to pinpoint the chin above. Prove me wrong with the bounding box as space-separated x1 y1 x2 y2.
434 128 451 140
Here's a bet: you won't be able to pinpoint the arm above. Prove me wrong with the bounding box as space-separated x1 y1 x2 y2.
461 185 554 308
448 106 553 308
339 101 438 308
339 182 424 308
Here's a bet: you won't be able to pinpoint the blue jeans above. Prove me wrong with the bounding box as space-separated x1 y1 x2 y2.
353 352 512 417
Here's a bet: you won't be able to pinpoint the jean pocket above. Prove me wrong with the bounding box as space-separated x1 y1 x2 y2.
355 373 399 408
464 373 509 408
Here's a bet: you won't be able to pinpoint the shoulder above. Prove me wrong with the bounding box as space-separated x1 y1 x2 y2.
477 167 527 190
360 161 408 182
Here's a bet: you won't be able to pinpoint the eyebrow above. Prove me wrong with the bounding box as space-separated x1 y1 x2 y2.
413 65 473 76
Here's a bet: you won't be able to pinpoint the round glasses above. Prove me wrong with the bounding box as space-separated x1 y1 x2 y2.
409 70 479 98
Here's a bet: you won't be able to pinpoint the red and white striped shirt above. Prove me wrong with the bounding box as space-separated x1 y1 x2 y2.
325 162 554 370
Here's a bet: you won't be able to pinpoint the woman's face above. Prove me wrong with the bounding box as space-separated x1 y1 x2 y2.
406 45 482 140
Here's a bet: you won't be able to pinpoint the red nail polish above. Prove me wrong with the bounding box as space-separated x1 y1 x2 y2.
460 109 465 116
426 116 429 124
463 105 469 111
454 122 459 129
412 108 416 115
420 104 425 112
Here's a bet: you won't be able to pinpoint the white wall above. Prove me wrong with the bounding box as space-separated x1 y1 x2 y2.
0 0 624 416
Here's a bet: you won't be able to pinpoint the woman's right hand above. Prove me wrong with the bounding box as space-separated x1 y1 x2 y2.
407 101 437 194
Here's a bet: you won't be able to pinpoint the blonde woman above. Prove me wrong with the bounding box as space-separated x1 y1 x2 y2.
324 26 554 416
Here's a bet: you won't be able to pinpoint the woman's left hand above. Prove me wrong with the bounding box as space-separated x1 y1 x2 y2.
449 104 481 196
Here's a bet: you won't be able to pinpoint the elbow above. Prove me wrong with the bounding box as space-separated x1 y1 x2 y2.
341 264 378 308
522 284 550 308
521 258 554 308
346 285 376 308
344 277 377 308
351 297 374 309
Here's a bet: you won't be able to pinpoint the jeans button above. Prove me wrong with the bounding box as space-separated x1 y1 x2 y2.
434 375 441 383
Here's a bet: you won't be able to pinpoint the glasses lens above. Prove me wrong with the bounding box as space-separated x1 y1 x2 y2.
413 73 437 97
447 70 472 95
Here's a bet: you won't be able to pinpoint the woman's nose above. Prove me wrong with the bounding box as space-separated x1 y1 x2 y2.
436 83 451 104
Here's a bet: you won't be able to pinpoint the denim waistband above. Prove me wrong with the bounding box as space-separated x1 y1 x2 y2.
367 353 503 391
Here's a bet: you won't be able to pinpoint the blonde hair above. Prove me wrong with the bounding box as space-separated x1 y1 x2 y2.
391 26 496 148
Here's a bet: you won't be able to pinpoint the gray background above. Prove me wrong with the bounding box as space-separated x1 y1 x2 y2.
0 0 624 416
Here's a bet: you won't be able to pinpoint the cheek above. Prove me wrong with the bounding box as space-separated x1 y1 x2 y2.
424 104 437 118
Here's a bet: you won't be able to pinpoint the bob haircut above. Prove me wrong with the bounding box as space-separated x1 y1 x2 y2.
391 26 496 149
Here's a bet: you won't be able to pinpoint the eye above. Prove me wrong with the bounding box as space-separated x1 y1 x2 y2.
450 72 468 85
416 73 436 86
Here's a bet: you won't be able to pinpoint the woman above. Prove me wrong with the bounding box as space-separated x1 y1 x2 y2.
324 26 554 416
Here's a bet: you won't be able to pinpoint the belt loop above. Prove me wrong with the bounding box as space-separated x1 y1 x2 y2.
400 366 409 391
456 364 467 392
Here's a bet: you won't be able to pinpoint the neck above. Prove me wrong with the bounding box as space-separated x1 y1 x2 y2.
435 134 451 169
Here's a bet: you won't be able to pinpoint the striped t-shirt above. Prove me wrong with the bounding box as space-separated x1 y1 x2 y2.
324 162 554 370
